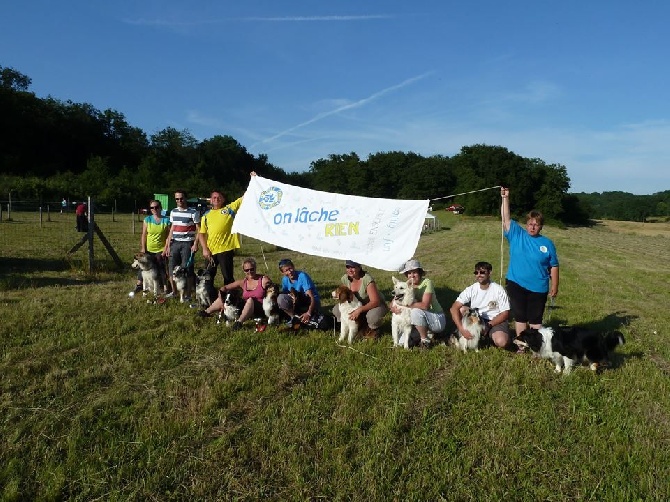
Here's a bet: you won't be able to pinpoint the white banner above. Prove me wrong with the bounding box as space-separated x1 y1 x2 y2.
231 176 429 271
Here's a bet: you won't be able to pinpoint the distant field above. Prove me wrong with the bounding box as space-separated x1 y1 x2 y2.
1 210 669 500
594 219 670 237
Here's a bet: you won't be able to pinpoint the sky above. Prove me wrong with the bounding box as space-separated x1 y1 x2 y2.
2 0 669 195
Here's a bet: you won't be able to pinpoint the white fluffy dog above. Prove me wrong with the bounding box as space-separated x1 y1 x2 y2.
131 252 160 297
391 276 415 349
455 307 483 353
333 285 362 344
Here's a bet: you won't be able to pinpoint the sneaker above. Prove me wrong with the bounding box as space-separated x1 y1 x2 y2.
231 321 242 331
183 295 192 302
134 284 143 293
164 292 175 299
196 310 213 318
420 338 432 349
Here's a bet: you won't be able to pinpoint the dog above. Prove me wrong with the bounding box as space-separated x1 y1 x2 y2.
333 285 362 344
171 265 188 303
195 268 217 309
217 290 241 326
131 252 160 297
390 276 416 349
453 307 483 353
514 326 626 374
262 282 281 325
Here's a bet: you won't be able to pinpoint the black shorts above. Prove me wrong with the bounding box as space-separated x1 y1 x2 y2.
505 280 548 325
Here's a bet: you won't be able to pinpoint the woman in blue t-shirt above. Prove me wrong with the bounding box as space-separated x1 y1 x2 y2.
501 187 559 340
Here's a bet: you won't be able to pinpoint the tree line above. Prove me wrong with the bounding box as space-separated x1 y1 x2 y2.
1 65 668 223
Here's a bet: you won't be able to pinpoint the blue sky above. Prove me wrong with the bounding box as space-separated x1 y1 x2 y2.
2 0 669 195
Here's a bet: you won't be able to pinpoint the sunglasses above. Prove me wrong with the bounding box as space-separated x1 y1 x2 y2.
474 270 490 275
150 206 160 210
243 268 255 273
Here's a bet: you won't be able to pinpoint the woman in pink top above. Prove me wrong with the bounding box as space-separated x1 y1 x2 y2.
199 257 272 330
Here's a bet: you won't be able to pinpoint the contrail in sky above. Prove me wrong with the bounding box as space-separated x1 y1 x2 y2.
239 15 393 22
255 72 434 147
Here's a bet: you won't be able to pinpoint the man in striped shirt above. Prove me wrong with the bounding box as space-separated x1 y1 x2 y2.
165 190 200 299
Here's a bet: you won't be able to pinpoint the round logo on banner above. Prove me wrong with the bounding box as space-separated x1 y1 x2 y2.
258 186 283 210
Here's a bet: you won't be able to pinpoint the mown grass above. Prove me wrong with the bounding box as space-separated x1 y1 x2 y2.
1 210 669 501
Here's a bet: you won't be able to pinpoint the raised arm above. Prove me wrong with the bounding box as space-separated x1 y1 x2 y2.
501 187 511 232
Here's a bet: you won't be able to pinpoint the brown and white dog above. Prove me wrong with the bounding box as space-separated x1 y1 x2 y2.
263 282 281 325
333 285 362 344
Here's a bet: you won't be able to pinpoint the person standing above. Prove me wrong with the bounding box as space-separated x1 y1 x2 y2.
133 199 171 294
75 202 88 232
332 260 388 340
449 261 511 349
165 190 200 299
198 190 243 287
61 198 67 214
500 187 559 339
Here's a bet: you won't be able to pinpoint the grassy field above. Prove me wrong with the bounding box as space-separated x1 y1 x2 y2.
1 210 669 501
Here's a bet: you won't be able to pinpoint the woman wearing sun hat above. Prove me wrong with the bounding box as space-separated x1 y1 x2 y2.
332 259 388 340
391 258 447 348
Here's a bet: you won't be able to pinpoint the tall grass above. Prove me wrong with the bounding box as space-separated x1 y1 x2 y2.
1 211 669 501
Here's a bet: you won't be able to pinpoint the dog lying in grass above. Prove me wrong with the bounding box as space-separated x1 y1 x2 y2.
514 326 626 374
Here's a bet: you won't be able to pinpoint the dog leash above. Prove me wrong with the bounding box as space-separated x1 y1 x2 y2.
185 251 195 269
544 296 556 323
335 343 379 360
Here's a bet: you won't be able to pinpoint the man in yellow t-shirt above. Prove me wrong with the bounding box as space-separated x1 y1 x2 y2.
199 190 243 286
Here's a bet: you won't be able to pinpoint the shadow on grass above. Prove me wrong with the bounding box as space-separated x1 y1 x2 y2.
0 257 123 291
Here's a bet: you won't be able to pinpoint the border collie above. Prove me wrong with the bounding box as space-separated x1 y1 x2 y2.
171 265 188 303
514 326 626 374
217 291 241 326
195 268 217 309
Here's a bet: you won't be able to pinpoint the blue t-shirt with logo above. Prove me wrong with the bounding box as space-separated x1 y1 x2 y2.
504 220 559 293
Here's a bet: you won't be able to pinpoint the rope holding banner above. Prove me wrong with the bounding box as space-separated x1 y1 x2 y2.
430 185 501 202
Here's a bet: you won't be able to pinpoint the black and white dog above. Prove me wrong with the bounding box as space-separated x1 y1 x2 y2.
514 326 626 374
217 290 241 326
195 268 217 309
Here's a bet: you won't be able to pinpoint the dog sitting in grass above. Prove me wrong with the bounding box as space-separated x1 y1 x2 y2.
131 252 161 297
452 307 484 353
262 282 280 325
333 284 362 344
390 276 415 349
171 265 188 303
